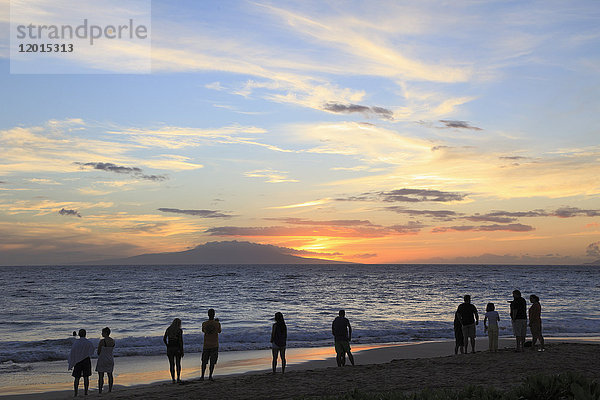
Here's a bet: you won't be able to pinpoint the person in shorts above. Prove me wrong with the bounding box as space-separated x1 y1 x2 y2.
456 295 479 353
68 329 95 397
201 309 221 381
510 289 528 352
332 309 354 366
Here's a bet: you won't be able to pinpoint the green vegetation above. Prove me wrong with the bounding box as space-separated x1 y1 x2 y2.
314 372 600 400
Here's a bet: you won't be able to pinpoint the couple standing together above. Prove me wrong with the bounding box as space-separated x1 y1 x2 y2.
163 308 222 383
68 327 114 397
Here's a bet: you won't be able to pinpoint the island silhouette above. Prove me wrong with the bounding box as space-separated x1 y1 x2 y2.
79 240 352 265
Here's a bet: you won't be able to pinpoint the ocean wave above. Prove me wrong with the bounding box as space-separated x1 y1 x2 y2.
0 361 33 374
1 320 598 364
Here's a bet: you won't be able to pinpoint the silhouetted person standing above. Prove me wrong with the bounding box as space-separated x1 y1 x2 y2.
201 309 221 381
68 329 95 397
484 303 500 352
163 318 184 383
457 295 479 353
510 289 527 352
270 312 287 374
453 311 465 354
96 327 115 393
332 310 354 366
529 294 545 351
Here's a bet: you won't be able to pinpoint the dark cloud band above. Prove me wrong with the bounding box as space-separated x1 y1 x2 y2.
323 102 394 119
58 208 81 218
439 120 482 130
74 162 167 181
158 208 233 218
338 188 468 203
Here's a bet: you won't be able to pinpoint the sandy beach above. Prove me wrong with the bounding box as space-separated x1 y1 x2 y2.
3 338 599 400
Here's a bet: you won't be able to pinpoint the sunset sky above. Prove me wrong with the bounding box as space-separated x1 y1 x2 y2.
1 0 599 265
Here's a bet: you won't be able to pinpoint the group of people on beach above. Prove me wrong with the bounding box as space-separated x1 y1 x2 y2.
454 290 545 355
67 308 354 396
68 291 542 396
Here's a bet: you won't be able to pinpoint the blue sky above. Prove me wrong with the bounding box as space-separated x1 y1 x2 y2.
1 0 599 265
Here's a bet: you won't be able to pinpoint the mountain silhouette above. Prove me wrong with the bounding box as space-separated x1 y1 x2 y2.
80 240 350 265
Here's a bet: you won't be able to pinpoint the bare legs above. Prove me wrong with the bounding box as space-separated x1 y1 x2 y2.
98 372 113 393
336 350 355 366
466 337 476 353
455 342 464 354
201 361 216 381
347 350 355 366
167 353 181 383
73 376 89 396
271 347 286 374
532 335 545 351
516 335 525 352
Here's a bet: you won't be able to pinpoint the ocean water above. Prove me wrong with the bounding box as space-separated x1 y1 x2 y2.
1 264 599 373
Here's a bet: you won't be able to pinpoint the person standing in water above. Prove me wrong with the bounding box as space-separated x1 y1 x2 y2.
163 318 184 384
332 310 354 367
270 312 287 374
95 327 115 393
68 329 95 397
201 309 221 381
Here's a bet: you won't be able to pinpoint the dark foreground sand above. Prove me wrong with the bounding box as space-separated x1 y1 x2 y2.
22 342 598 400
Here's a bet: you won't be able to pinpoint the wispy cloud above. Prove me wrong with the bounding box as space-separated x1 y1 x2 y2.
145 2 480 119
27 178 62 185
554 207 600 218
0 200 112 216
290 121 432 163
107 124 291 153
244 169 299 183
266 217 376 226
432 223 535 233
158 208 233 218
205 223 422 238
384 207 459 220
390 221 425 234
338 188 467 203
0 119 204 176
268 199 331 209
204 226 384 238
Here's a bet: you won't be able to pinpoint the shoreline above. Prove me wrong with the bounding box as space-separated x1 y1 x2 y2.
2 337 599 399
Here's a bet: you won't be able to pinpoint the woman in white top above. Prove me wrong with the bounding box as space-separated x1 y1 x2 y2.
95 327 115 393
484 303 500 352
